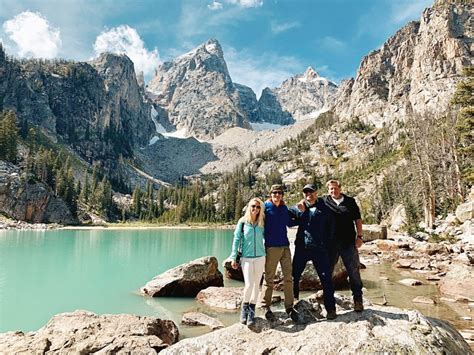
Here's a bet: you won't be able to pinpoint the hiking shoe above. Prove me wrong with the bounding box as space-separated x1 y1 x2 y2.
326 310 337 320
354 301 364 312
286 307 299 322
247 304 256 327
264 307 276 321
240 303 249 324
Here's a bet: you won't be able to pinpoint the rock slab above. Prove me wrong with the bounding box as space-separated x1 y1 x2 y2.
0 310 179 354
141 256 224 297
162 305 472 354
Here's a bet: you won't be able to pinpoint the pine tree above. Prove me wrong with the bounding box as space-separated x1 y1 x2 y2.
451 66 474 185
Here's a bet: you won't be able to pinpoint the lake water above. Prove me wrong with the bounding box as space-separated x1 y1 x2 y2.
0 229 471 341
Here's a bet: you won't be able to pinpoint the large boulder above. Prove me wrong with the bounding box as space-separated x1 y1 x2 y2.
456 201 474 223
0 310 179 353
439 263 474 301
390 204 407 231
161 305 471 354
141 256 224 297
362 224 387 241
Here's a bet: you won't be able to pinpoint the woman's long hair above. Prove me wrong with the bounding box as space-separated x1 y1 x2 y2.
241 197 265 228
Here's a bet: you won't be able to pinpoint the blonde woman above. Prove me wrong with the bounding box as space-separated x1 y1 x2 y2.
230 197 265 327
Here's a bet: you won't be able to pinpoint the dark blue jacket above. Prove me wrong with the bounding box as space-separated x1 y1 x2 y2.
289 198 333 249
264 200 293 247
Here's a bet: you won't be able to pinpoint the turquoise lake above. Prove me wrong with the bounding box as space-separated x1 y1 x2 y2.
0 228 470 340
0 228 240 337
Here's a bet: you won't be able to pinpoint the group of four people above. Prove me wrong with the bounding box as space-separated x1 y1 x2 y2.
230 180 364 326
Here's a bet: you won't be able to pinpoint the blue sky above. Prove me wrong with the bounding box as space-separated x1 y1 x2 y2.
0 0 432 96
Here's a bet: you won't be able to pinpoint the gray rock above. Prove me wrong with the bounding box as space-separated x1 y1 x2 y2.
456 201 474 223
182 312 224 330
412 296 435 304
141 256 224 297
0 310 179 354
363 224 387 241
439 263 474 301
196 286 243 311
398 278 424 286
390 204 408 231
162 305 471 354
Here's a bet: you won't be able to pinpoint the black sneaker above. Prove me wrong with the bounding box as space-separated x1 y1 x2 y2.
264 307 276 321
326 310 337 320
286 307 299 322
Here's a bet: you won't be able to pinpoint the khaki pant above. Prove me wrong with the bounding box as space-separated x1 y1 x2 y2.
261 246 294 309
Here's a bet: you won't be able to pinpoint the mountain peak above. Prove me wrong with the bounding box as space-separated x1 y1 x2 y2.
203 38 223 56
304 66 320 79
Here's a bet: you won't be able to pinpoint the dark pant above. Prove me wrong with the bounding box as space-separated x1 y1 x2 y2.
292 243 336 312
330 244 363 302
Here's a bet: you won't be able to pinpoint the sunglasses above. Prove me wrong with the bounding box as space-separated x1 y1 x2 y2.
250 205 261 209
271 191 283 195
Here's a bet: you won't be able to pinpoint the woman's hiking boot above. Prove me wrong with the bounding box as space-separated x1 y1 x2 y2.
240 303 249 324
247 304 256 327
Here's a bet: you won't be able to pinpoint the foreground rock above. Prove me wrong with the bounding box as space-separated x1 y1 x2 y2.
141 256 223 297
162 305 471 354
0 310 179 353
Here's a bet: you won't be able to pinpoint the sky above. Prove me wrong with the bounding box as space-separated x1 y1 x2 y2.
0 0 433 96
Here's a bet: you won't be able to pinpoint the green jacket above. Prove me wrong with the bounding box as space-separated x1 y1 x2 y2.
230 219 265 260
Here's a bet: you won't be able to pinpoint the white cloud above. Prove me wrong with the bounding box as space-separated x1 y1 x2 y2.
93 25 160 77
226 0 263 8
391 0 432 24
225 47 301 98
271 21 300 34
318 36 345 51
208 1 223 10
2 11 61 59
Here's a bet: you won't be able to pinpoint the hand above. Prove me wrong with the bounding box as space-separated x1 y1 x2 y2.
297 199 306 211
231 260 238 269
355 237 363 249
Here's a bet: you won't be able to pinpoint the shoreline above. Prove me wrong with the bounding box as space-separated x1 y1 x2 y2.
0 218 235 231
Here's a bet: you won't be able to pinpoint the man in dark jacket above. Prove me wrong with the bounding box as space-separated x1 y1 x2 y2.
323 179 364 312
261 184 298 322
290 184 336 319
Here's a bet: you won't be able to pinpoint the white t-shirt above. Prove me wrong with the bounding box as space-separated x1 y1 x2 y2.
331 196 344 205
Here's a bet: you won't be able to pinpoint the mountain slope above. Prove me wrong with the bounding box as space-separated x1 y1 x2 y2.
334 0 473 126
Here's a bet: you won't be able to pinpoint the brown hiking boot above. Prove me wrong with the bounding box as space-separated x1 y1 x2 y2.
354 300 364 312
326 310 337 320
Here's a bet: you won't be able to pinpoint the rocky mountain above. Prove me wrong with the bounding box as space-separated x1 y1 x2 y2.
0 45 155 169
257 67 338 125
334 0 473 126
146 39 251 139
